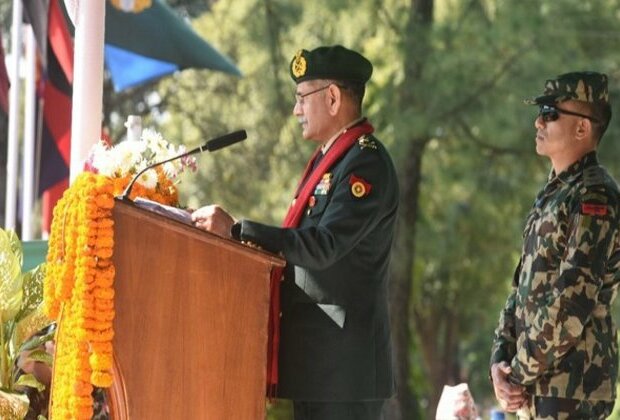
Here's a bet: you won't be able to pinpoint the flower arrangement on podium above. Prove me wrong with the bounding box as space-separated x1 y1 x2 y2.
44 129 195 418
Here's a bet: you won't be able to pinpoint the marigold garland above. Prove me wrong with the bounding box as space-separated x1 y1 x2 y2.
44 171 179 419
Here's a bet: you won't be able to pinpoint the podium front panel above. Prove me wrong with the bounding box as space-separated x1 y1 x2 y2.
110 201 283 419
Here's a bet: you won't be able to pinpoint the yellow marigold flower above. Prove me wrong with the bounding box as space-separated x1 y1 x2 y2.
89 352 113 371
91 371 113 388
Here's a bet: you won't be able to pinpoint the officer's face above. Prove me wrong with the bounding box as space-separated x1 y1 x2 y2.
293 80 333 142
534 101 583 161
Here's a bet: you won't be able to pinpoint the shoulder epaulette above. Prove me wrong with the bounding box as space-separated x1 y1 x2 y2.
357 135 378 150
579 165 620 212
583 165 607 188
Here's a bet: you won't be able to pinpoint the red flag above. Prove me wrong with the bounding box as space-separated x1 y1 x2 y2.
24 0 74 234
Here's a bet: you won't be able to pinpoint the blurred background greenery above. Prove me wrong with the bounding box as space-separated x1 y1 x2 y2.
3 0 620 418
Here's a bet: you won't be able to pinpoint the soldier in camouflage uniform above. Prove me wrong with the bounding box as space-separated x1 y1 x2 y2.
490 71 620 419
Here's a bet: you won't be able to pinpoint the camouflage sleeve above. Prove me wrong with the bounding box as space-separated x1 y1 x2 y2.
509 192 619 385
490 287 518 367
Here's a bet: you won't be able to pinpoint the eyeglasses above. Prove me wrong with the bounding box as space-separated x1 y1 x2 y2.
294 84 332 105
538 104 599 123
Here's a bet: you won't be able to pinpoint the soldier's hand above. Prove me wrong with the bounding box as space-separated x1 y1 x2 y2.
192 205 235 238
491 361 527 413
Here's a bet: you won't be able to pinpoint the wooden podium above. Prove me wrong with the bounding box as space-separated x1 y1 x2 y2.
107 200 285 419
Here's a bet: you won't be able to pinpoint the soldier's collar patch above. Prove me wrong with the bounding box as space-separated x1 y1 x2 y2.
291 50 307 78
581 203 608 216
358 135 377 150
314 173 332 195
350 174 371 198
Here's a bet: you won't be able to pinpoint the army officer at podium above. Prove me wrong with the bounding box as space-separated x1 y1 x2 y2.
192 45 398 420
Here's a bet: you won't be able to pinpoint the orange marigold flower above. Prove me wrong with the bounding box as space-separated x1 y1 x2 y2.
93 287 114 300
73 380 94 396
91 342 113 354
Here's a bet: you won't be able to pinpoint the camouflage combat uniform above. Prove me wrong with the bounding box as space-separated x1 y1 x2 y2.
491 151 620 419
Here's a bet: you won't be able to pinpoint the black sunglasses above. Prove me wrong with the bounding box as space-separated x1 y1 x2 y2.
538 104 600 123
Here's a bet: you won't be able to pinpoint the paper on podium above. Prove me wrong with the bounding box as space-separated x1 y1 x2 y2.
133 197 193 225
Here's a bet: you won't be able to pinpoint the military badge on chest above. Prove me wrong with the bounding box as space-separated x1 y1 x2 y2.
307 173 332 215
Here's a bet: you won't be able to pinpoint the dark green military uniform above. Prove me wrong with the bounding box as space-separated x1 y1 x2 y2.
491 72 620 420
238 131 398 400
232 46 398 418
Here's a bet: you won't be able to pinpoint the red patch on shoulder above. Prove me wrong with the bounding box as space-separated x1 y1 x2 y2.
581 203 608 216
349 175 372 198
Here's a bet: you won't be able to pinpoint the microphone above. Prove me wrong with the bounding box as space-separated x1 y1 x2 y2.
119 129 247 201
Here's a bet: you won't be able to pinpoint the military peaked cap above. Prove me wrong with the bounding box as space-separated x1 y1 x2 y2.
525 71 609 105
289 45 373 84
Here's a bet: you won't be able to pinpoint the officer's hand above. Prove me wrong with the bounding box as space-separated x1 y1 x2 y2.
491 361 527 413
191 205 235 238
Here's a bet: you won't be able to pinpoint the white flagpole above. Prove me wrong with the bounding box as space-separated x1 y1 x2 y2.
69 0 106 182
4 0 22 230
21 26 36 240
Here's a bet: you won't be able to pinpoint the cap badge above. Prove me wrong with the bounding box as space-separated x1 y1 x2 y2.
291 50 307 78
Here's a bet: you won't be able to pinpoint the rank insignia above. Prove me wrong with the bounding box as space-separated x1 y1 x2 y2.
314 173 332 195
350 174 372 198
291 50 307 78
581 203 608 216
358 135 377 150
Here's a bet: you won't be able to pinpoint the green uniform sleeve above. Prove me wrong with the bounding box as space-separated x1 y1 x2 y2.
237 147 398 269
490 287 518 368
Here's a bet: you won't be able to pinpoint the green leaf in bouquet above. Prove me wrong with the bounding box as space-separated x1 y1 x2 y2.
0 229 24 323
5 230 23 269
21 349 53 367
18 328 55 354
15 264 46 324
14 373 46 392
17 322 56 354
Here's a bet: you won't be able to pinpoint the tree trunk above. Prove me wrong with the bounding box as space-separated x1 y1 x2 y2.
262 0 288 117
384 0 434 418
385 139 426 420
419 308 462 419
